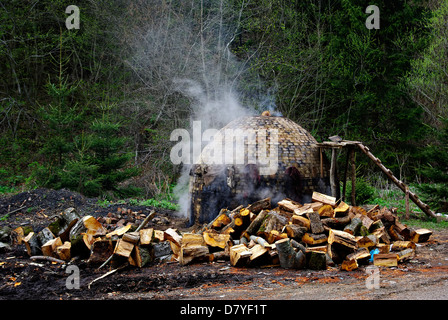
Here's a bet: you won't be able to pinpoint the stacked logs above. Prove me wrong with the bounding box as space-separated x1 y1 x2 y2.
178 192 432 271
11 192 433 271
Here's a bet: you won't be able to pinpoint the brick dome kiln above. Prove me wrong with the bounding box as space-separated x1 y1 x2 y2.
188 114 332 225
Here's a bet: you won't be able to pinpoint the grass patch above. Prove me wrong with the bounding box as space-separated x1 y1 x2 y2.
96 195 180 211
399 218 448 230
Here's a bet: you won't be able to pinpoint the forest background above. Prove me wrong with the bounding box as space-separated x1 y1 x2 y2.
1 0 448 215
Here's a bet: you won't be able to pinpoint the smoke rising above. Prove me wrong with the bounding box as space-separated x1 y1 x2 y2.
126 1 279 219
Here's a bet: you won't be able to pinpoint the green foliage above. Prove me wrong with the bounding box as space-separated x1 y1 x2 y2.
344 177 377 205
1 0 448 207
416 117 448 212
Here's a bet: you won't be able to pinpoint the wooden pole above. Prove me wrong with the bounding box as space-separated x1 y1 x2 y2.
341 148 350 202
350 147 356 206
405 186 410 220
330 148 339 200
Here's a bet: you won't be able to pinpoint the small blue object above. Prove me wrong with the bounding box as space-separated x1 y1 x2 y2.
369 248 380 262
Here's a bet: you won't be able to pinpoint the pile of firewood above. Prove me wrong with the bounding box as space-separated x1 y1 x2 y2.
9 192 432 271
178 192 433 271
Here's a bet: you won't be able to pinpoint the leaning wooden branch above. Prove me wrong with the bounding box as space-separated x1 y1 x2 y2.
88 263 128 289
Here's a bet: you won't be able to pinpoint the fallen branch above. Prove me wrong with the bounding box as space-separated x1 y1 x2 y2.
30 255 66 264
135 210 156 232
88 263 128 289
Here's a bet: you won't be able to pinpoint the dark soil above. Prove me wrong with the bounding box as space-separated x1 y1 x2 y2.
1 188 447 300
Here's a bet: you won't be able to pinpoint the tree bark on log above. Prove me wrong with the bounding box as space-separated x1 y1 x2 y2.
307 212 324 234
275 238 306 269
245 197 271 214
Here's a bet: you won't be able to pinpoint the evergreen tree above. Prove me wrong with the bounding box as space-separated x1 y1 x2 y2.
86 113 140 197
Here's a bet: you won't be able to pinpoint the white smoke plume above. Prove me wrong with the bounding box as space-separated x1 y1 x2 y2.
125 1 279 220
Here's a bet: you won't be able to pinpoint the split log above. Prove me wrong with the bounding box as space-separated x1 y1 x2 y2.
397 248 415 262
267 230 287 243
164 228 182 247
307 212 324 234
88 239 116 266
170 241 181 260
203 231 230 250
11 226 28 245
391 241 416 251
122 231 140 244
233 208 251 231
41 237 62 257
23 232 41 256
129 246 151 268
70 215 106 256
230 244 252 267
327 243 341 264
257 212 288 240
349 206 368 218
153 241 173 261
334 201 350 217
48 207 81 242
209 250 230 262
358 214 374 230
318 205 334 218
346 247 370 265
376 243 390 254
341 258 358 271
249 235 271 248
56 241 71 261
343 217 362 235
275 238 306 269
153 230 165 242
277 199 302 212
246 197 271 214
372 227 391 244
369 220 384 232
305 245 327 253
388 225 405 241
293 204 314 216
328 229 357 250
356 234 377 249
248 244 269 266
365 205 380 220
321 215 351 230
179 232 209 265
284 224 306 242
312 192 336 207
37 227 55 246
412 228 432 243
106 224 132 239
181 233 205 247
394 221 413 240
302 233 328 245
306 251 327 270
139 228 154 246
245 210 269 236
207 210 231 230
114 239 135 258
374 253 398 267
291 215 311 230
